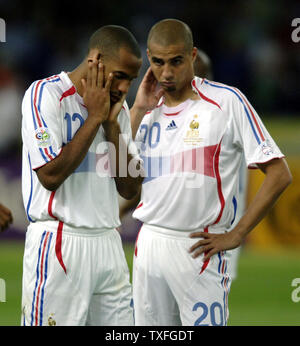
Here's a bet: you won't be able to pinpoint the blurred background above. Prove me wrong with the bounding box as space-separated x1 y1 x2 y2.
0 0 299 325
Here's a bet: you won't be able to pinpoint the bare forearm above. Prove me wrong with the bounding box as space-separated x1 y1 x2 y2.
103 120 144 199
130 104 147 138
36 117 102 190
130 67 164 138
120 191 141 218
189 158 292 261
231 158 292 241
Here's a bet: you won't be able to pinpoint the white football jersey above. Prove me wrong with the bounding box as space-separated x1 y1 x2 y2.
22 71 137 229
132 77 284 231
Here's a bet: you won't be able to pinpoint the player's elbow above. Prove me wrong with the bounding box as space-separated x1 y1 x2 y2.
35 170 62 191
274 160 293 194
40 177 61 191
261 158 292 193
280 169 292 190
118 186 139 200
116 178 143 200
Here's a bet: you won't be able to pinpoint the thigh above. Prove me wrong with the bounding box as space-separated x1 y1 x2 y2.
21 226 90 326
86 286 134 326
86 230 134 326
132 227 181 326
178 250 231 326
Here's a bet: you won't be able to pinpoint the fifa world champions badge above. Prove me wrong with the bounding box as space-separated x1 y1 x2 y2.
35 128 51 148
183 115 203 145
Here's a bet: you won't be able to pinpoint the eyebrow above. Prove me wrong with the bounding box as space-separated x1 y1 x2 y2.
114 71 138 80
151 55 184 62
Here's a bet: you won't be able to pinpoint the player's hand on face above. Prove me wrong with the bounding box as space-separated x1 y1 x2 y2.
188 231 243 262
133 67 164 113
0 203 13 232
81 60 113 124
106 92 127 124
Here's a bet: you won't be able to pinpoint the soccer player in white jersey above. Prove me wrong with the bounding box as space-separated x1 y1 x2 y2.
21 25 143 326
130 19 292 326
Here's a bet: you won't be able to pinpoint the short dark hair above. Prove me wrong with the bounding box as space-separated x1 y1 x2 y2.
147 19 193 52
88 25 141 60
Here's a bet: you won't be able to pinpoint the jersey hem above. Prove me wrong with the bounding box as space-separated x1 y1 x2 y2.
247 155 285 169
32 147 63 171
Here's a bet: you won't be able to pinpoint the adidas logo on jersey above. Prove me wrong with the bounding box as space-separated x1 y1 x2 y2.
166 120 178 131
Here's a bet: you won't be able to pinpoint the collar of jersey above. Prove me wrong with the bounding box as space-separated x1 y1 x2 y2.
191 76 204 93
162 98 193 118
161 76 204 117
61 71 85 106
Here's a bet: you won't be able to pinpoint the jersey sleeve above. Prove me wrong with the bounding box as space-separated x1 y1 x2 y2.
21 81 63 170
231 89 284 169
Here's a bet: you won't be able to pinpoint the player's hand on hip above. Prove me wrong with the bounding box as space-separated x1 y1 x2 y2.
132 67 164 114
188 230 243 262
81 60 113 124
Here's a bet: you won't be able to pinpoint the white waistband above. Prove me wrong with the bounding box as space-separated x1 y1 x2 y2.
29 220 116 237
142 223 226 238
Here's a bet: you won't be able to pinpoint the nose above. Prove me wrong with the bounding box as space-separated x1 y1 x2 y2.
118 80 131 94
161 64 173 80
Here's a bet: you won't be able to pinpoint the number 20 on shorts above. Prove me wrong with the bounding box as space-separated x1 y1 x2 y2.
193 301 225 326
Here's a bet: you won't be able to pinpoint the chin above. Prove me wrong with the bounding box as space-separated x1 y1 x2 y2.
162 85 176 92
166 87 176 92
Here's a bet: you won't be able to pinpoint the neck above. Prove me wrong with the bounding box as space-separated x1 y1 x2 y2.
163 81 199 107
67 61 86 97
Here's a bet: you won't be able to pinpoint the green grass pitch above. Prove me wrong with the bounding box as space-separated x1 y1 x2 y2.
0 240 299 326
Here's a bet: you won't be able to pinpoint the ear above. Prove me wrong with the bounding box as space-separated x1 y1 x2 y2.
87 48 101 63
146 48 151 63
191 47 198 63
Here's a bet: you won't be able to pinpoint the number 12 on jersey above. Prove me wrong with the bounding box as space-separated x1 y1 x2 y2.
64 112 84 142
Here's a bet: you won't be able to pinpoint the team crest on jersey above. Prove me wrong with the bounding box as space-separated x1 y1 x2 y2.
183 115 203 145
35 128 51 148
260 140 274 156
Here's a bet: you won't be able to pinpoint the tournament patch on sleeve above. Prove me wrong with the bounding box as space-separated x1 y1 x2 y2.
35 128 52 148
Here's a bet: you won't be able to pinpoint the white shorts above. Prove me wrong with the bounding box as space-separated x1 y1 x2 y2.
21 220 133 326
132 223 231 326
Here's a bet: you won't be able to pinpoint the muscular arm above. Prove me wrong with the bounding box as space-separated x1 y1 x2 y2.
130 105 148 139
103 117 143 200
36 116 103 191
130 67 164 138
189 158 292 261
230 158 292 241
119 191 141 219
36 61 113 191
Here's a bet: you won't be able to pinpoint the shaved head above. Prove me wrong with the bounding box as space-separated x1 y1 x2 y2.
88 25 141 60
147 19 193 52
